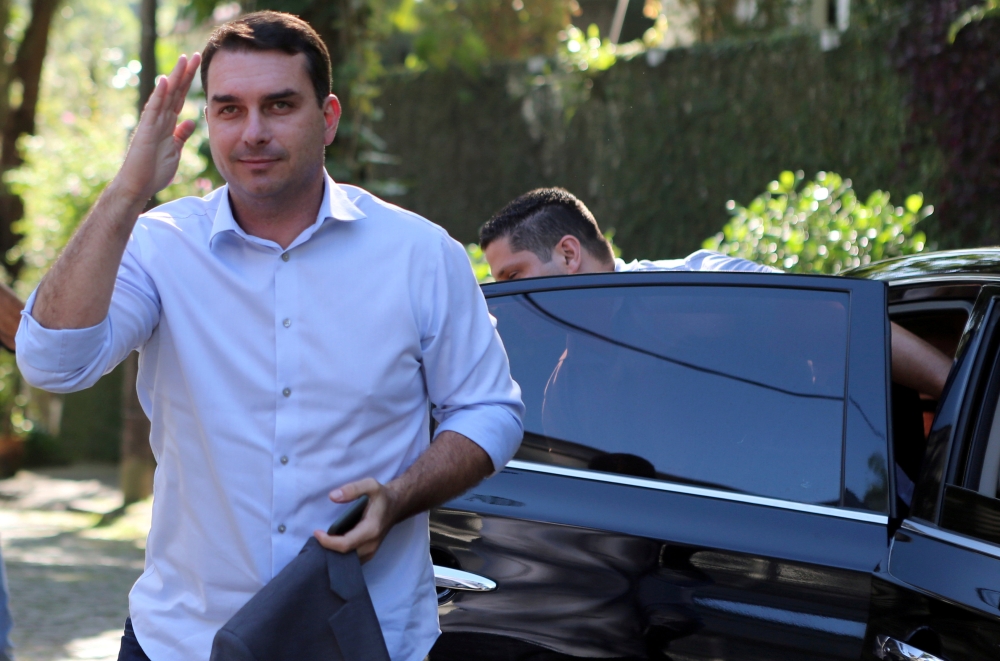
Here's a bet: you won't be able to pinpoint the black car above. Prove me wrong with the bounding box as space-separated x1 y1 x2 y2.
426 249 1000 661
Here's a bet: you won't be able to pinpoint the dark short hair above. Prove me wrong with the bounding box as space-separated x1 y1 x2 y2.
480 188 614 264
201 11 331 106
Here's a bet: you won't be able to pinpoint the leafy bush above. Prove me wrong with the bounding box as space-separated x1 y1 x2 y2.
466 243 494 283
704 171 932 274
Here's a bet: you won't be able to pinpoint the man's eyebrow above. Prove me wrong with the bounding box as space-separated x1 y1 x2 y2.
262 89 301 101
209 90 302 104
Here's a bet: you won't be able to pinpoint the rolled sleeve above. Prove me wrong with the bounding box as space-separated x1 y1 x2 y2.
16 236 160 393
16 290 113 390
421 234 524 471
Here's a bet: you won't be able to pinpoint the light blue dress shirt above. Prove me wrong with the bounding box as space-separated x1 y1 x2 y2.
15 174 525 661
615 249 779 273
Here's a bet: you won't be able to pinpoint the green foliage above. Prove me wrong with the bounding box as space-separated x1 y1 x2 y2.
604 229 622 258
557 24 617 73
396 0 574 73
22 430 72 467
949 0 1000 43
466 243 494 283
376 29 945 259
703 171 931 273
7 0 208 292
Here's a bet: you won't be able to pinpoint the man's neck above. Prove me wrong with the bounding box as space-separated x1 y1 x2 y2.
581 253 615 274
229 169 326 250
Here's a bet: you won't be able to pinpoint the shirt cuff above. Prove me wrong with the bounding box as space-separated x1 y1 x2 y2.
434 404 524 472
16 289 111 374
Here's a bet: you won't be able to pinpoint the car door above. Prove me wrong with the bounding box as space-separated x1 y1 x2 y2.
429 271 894 661
864 284 1000 661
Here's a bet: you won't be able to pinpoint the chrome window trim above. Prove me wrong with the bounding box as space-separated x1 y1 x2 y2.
901 519 1000 560
505 459 889 524
887 275 1000 287
889 300 974 315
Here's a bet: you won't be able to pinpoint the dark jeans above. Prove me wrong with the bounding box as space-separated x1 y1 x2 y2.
118 618 151 661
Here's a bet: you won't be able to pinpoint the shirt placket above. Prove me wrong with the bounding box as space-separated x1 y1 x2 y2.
272 247 300 573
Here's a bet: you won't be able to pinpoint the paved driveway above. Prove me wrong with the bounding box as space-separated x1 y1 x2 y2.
0 466 151 661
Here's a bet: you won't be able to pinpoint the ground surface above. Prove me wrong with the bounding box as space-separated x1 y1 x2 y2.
0 465 152 661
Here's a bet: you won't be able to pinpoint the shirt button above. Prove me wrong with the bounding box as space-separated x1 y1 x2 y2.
281 253 290 262
283 318 291 328
278 524 286 533
282 388 291 397
280 455 289 465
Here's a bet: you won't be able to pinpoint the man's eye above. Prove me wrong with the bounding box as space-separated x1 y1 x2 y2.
273 101 291 110
220 106 237 115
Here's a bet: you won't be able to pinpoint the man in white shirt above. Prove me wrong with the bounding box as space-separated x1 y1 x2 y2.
16 12 523 661
480 187 952 399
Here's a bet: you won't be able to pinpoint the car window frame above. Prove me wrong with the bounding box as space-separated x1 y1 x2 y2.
483 270 892 520
915 285 1000 546
908 284 1000 522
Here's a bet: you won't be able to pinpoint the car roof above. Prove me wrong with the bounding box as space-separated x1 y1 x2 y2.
844 248 1000 284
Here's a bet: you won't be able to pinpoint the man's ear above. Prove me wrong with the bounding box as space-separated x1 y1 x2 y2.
553 235 584 274
323 94 342 146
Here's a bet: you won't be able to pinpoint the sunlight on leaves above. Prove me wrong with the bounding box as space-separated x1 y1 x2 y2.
704 171 933 274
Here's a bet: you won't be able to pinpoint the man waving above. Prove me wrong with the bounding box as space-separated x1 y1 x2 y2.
17 12 523 661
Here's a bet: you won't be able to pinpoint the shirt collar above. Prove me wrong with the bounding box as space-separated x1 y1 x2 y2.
209 171 367 250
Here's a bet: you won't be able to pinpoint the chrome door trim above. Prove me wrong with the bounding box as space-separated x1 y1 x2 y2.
505 459 889 524
887 275 1000 287
901 519 1000 561
696 597 866 637
434 566 497 592
875 634 947 661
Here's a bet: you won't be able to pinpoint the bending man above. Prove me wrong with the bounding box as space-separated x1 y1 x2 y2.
480 187 952 399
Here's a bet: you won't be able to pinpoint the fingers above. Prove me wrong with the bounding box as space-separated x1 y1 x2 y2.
174 119 197 146
316 478 387 562
141 75 169 117
149 53 201 120
164 55 191 115
173 53 201 115
329 477 380 504
313 513 380 558
138 56 184 126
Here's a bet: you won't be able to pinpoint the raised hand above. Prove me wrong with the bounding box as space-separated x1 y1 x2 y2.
116 53 202 202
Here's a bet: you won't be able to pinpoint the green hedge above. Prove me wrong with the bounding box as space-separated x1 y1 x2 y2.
50 366 123 464
375 26 946 260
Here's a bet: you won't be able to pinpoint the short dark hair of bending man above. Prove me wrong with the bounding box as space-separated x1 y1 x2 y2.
480 186 952 400
16 11 523 661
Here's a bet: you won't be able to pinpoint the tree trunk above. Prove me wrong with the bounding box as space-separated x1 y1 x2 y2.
120 352 154 504
120 0 158 506
138 0 157 115
0 0 60 281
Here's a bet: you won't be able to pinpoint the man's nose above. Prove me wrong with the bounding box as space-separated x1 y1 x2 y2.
241 109 270 145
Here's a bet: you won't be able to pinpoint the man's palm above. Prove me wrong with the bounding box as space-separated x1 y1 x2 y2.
120 54 201 201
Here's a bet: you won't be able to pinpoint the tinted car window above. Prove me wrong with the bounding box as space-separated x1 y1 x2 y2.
491 285 849 505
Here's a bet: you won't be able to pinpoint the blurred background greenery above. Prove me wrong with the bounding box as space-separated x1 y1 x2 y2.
0 0 993 475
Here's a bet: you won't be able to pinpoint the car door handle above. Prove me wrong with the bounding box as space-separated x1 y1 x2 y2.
875 635 946 661
433 566 497 592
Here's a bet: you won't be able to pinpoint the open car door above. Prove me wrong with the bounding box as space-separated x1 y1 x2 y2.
865 285 1000 661
431 271 894 661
